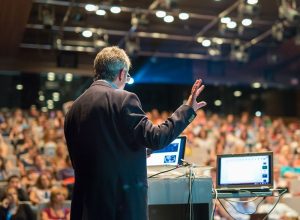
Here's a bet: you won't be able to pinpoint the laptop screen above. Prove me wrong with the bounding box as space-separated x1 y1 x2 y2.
216 152 273 189
147 136 186 166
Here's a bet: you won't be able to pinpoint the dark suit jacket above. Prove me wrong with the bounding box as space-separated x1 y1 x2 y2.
64 80 196 220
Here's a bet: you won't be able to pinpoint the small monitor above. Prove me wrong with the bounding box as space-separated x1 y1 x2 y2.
147 136 186 166
216 151 273 189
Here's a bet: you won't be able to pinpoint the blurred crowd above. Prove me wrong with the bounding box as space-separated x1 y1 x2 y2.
0 105 299 220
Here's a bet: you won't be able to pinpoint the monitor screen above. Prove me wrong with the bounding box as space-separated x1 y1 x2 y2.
216 152 273 189
147 136 186 166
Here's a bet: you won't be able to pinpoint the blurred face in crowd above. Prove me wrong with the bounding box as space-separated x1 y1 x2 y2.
40 174 51 189
6 187 18 206
8 177 21 189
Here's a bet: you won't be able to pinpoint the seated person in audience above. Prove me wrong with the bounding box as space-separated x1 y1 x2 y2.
41 187 70 220
56 156 74 200
0 156 8 181
0 175 29 201
0 133 9 157
257 196 298 220
29 173 53 205
0 186 36 220
51 141 68 172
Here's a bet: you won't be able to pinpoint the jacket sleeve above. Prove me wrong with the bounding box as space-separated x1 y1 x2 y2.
121 92 196 149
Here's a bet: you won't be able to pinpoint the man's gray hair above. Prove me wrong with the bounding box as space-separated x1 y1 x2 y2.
93 46 131 81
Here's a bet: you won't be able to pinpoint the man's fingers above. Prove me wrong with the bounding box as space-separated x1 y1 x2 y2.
194 85 205 100
197 101 207 109
191 79 202 97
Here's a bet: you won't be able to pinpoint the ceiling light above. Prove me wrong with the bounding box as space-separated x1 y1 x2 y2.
39 95 45 101
164 15 174 23
110 6 121 14
221 17 231 24
47 72 55 81
202 39 211 47
65 73 73 82
213 38 224 45
16 84 23 90
214 100 222 106
242 18 252 26
179 12 189 20
96 9 106 16
85 4 98 12
247 0 258 5
82 30 93 38
47 100 54 105
227 21 237 29
233 90 242 97
196 36 203 43
252 82 261 88
41 107 48 112
156 10 166 18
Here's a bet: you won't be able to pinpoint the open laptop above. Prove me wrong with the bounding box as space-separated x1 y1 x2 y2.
216 151 274 196
147 136 186 167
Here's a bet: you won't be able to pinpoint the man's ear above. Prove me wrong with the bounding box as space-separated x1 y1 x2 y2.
118 68 126 81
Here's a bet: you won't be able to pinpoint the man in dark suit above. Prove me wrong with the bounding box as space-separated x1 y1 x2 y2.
64 46 206 220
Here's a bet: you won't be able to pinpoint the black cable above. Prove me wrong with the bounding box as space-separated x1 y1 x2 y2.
261 188 287 220
147 164 184 178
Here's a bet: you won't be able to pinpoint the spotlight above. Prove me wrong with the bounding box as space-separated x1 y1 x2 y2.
247 0 258 5
47 72 55 81
202 39 211 47
227 21 237 29
164 15 174 23
156 10 166 18
242 18 252 26
65 73 73 82
220 17 231 24
110 6 121 14
252 82 261 88
16 84 23 90
214 100 222 106
82 30 93 38
234 90 242 97
96 9 106 16
85 4 98 12
179 12 189 20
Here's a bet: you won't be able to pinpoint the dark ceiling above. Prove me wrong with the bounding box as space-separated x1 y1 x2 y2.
0 0 300 87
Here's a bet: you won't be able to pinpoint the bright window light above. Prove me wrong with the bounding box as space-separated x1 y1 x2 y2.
156 10 166 18
96 9 106 16
221 17 231 24
164 15 174 23
110 6 121 14
227 21 237 29
179 12 189 20
82 30 93 38
85 4 98 12
202 39 211 47
247 0 258 5
242 18 252 26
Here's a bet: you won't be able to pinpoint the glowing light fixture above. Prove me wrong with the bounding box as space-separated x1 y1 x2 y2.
47 72 55 81
214 100 222 106
255 111 262 117
16 84 23 90
221 17 231 24
252 82 261 88
82 30 93 38
85 4 98 12
179 12 189 20
110 6 121 14
242 18 252 26
202 39 211 47
164 15 174 23
65 73 73 82
96 9 106 16
227 21 237 29
156 10 166 18
247 0 258 5
233 90 242 97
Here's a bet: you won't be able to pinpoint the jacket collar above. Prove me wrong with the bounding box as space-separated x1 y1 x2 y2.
90 80 118 89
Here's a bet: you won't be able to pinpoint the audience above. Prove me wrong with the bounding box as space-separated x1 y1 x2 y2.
0 107 300 219
40 187 70 220
0 186 36 220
